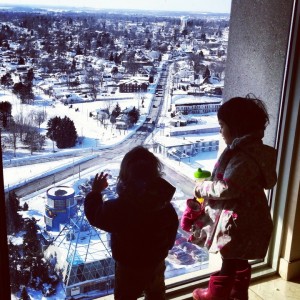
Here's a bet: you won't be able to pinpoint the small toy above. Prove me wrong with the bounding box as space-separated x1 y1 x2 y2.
194 168 211 203
194 168 211 179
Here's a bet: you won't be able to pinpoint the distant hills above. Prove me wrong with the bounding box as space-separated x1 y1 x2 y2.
0 3 230 17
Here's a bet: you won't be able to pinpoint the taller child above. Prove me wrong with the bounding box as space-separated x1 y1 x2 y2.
84 146 179 300
192 97 277 300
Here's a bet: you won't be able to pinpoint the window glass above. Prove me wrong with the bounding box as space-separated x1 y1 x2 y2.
1 1 238 299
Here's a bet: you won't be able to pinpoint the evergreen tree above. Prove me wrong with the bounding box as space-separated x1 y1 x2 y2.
46 116 61 150
19 286 30 300
111 103 121 118
199 50 204 60
6 191 23 234
8 241 22 293
23 218 41 258
56 116 77 148
12 82 34 104
111 66 118 76
71 58 76 71
75 44 82 55
0 100 12 128
0 72 14 89
18 56 25 65
23 202 29 211
128 106 140 125
114 53 121 64
203 66 211 79
26 68 34 84
145 38 152 50
47 116 77 149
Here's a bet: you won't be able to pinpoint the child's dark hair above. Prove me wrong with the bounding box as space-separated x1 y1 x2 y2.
118 146 163 185
217 95 270 138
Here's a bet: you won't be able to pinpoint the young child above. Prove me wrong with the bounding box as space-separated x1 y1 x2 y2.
192 96 277 300
84 146 179 300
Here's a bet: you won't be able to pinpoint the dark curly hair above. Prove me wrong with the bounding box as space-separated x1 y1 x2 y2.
217 95 270 138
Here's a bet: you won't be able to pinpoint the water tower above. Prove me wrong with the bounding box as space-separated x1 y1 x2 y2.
44 186 77 231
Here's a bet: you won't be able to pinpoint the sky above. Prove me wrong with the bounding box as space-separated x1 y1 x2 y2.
1 0 232 13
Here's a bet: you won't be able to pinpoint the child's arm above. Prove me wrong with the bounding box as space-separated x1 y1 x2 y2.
84 172 120 232
84 189 104 227
195 154 261 200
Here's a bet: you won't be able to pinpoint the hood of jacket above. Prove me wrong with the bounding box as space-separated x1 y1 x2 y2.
116 177 176 212
230 134 277 189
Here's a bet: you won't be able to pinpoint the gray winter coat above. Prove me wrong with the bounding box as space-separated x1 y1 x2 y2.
194 134 277 259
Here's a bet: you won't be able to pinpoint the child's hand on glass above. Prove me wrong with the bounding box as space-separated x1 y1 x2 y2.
92 172 109 193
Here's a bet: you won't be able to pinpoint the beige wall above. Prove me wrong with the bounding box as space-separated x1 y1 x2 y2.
223 0 300 280
223 0 293 147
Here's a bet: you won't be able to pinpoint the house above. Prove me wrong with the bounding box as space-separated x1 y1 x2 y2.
94 109 109 121
169 122 220 136
118 78 149 93
115 114 130 130
169 116 188 127
174 96 221 115
155 134 219 158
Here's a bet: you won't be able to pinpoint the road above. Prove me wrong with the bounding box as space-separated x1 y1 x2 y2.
13 127 194 199
11 61 195 199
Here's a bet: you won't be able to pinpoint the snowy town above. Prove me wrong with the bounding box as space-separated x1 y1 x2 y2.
0 4 229 300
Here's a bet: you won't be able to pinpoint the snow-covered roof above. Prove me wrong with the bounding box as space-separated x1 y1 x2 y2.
174 96 222 105
155 132 219 148
47 186 75 197
169 121 219 133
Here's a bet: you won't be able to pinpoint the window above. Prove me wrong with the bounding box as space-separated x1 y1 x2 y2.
0 1 299 299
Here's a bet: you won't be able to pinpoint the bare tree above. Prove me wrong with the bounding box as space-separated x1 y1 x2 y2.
93 63 105 90
125 55 139 76
86 66 100 101
23 127 45 154
211 61 226 80
8 120 19 157
103 99 115 116
28 109 47 128
13 111 33 142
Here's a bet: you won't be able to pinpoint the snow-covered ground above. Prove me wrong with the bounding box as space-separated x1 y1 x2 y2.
2 88 222 300
2 87 221 189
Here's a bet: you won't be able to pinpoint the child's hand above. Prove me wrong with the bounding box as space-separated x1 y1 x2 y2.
92 172 109 193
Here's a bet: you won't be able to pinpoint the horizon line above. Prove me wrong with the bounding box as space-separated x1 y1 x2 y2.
0 3 231 14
